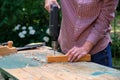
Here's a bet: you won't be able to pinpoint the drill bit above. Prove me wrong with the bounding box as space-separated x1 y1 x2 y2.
52 41 58 55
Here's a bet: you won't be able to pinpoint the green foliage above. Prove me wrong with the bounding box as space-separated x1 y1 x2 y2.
111 34 120 58
0 0 119 48
0 0 50 46
117 1 120 12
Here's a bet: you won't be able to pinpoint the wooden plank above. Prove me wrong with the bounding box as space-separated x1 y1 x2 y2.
4 62 120 80
23 67 62 80
6 68 38 80
5 66 91 80
47 54 91 62
47 55 68 62
38 63 120 80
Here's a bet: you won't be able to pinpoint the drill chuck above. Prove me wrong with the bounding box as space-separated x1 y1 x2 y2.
52 41 58 50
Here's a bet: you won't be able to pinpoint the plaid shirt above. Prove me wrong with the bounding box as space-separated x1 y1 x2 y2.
58 0 119 54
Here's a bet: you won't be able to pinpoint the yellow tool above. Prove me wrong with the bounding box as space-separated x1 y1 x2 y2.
0 41 44 56
0 41 17 56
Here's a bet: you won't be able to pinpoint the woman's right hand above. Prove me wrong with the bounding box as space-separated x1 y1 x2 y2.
44 0 60 12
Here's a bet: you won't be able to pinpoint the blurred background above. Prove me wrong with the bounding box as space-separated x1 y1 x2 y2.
0 0 50 47
0 0 120 68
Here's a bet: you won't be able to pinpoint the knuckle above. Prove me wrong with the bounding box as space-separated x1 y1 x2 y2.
70 51 75 55
74 54 78 57
69 52 73 56
71 52 74 55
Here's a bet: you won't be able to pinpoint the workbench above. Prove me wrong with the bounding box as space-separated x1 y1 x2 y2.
0 46 120 80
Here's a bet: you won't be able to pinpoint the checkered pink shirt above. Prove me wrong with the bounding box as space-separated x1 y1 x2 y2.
58 0 119 54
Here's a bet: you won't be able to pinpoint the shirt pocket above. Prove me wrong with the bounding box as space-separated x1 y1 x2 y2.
77 0 100 18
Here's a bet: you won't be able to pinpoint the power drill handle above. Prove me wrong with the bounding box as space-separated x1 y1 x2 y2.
49 4 60 41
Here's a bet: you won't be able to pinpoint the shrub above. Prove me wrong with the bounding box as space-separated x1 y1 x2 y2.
111 33 120 58
0 0 51 47
0 0 119 49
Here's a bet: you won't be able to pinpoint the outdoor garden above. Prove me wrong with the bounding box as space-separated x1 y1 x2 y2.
0 0 120 68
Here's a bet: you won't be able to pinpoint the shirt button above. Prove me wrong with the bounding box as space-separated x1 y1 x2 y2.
78 16 81 18
76 28 79 31
78 5 81 8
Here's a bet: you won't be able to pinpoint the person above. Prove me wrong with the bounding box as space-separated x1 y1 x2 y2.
45 0 119 67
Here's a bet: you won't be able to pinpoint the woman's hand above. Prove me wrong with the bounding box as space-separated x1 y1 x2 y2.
44 0 60 12
66 41 93 62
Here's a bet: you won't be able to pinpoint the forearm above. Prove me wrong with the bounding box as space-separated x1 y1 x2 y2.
82 41 94 54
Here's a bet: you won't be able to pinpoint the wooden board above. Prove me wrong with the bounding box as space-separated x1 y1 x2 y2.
47 55 69 62
47 54 91 62
0 46 120 80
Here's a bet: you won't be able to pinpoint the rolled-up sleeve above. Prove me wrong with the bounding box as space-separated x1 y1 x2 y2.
87 0 119 45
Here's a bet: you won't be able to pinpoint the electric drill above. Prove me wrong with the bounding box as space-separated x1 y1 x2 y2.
49 4 60 55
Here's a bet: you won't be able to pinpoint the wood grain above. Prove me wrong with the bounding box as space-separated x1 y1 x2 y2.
1 46 120 80
47 55 69 62
47 54 91 62
5 62 120 80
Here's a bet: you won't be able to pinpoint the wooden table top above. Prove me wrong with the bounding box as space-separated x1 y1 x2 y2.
0 46 120 80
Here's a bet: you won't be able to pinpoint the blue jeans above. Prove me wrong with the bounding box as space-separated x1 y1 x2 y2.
91 43 112 67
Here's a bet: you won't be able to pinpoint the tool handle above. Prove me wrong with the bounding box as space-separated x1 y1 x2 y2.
7 41 13 48
49 4 60 41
